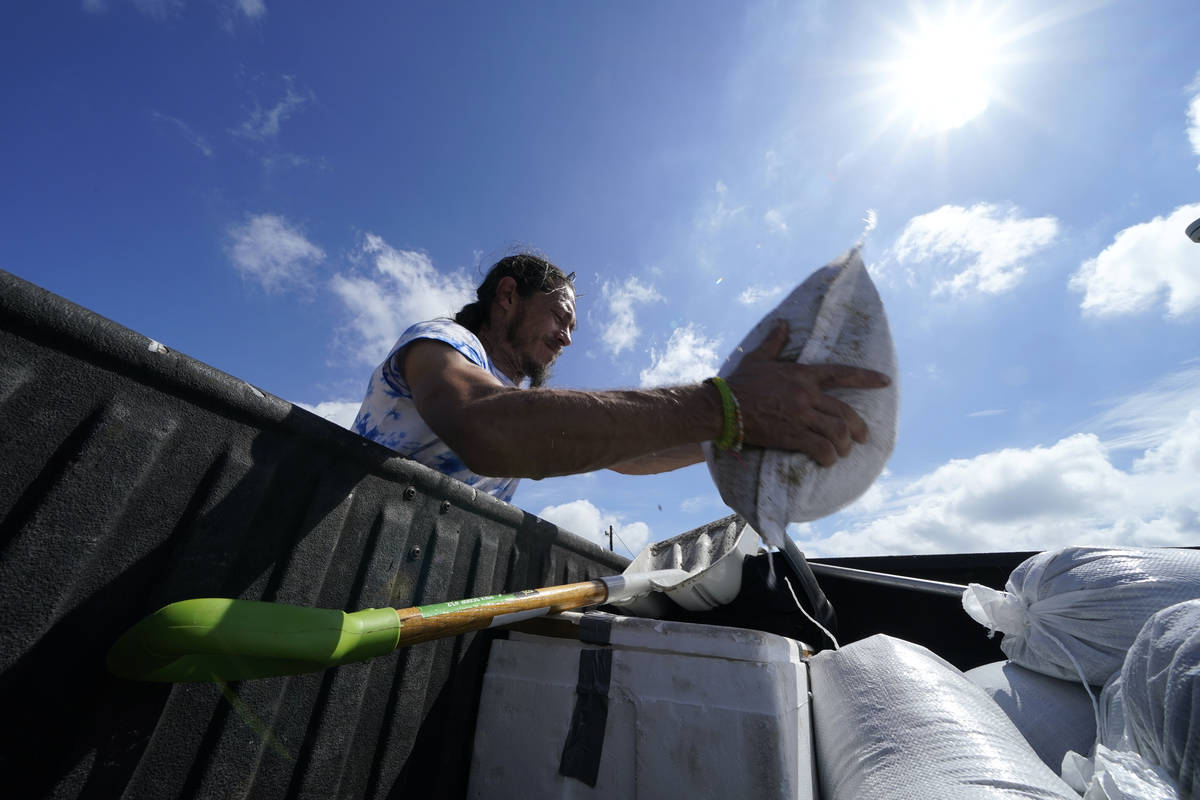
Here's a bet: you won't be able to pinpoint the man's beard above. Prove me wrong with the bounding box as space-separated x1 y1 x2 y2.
506 309 554 388
525 361 551 388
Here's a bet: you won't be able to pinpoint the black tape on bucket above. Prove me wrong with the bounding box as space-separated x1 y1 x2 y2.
558 648 613 787
579 611 615 645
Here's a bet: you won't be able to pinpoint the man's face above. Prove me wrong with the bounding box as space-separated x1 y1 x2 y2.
505 285 576 387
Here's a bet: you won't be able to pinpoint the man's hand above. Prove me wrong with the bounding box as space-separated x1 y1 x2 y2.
725 319 891 466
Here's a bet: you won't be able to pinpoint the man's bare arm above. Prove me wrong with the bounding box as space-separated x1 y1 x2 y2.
404 320 890 479
404 342 723 478
608 444 705 475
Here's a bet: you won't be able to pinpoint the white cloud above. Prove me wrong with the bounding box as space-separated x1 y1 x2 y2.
764 149 781 181
680 494 723 515
131 0 182 19
967 409 1005 418
804 397 1200 557
639 324 721 388
705 180 746 230
150 111 213 158
226 213 325 292
1068 203 1200 318
536 499 650 557
87 0 264 25
330 234 475 365
232 78 312 142
737 284 786 306
764 208 788 234
600 277 662 356
1188 71 1200 169
862 208 878 235
295 399 359 429
888 203 1059 296
84 0 182 17
1084 363 1200 451
1134 408 1200 476
262 153 325 173
237 0 266 19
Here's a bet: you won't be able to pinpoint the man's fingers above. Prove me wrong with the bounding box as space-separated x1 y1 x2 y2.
809 363 892 390
730 353 888 459
794 430 839 467
747 319 790 361
814 394 869 443
806 409 853 457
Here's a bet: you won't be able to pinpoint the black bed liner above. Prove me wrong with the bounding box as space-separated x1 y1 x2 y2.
0 268 626 799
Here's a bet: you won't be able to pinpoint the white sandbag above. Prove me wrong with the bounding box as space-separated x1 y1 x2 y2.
962 546 1200 685
704 247 898 550
807 634 1080 800
1062 745 1179 800
1096 673 1127 750
965 659 1097 772
1057 602 1200 800
1120 599 1200 800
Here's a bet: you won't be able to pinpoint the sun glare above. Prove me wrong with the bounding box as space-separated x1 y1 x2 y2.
888 8 1002 134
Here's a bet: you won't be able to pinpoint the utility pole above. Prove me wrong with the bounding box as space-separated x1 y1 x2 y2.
607 525 614 551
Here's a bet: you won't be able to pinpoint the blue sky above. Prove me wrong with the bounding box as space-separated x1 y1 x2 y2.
4 1 1199 559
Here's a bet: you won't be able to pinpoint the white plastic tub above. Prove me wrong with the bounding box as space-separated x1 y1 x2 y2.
468 611 815 799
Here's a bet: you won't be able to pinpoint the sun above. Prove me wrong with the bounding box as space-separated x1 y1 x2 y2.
886 6 1004 134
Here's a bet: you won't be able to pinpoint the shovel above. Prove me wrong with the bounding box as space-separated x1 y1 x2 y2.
107 568 688 683
108 515 768 683
609 515 759 618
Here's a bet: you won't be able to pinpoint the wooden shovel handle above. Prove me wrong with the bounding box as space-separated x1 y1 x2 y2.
394 580 608 646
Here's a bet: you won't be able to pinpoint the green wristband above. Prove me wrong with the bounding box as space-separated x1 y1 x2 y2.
706 377 738 450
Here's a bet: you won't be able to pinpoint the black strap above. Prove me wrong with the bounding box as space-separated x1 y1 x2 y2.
579 611 615 645
558 648 613 787
782 548 839 638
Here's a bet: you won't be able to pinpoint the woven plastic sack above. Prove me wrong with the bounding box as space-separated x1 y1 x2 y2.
1096 672 1127 750
1058 602 1200 800
962 546 1200 685
807 634 1080 800
1062 745 1179 800
1120 599 1200 799
964 659 1097 772
704 247 898 550
1061 682 1180 800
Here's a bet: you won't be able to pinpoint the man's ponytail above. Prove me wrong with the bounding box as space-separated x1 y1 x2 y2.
454 301 486 332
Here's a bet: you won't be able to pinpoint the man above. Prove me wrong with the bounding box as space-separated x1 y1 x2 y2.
353 253 890 503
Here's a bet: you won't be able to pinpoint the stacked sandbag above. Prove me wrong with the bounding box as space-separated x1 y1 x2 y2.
965 660 1097 772
1116 599 1200 799
807 635 1080 800
1096 673 1127 750
1061 744 1179 800
1062 661 1183 800
962 546 1200 685
704 247 898 551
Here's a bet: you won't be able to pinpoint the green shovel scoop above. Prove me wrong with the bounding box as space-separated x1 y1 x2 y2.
106 569 687 683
